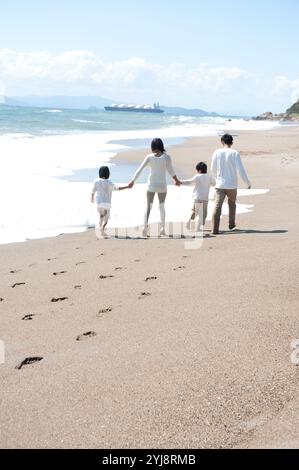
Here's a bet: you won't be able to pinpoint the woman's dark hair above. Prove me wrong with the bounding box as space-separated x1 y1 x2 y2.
151 138 166 154
221 133 233 146
196 162 207 174
99 166 110 179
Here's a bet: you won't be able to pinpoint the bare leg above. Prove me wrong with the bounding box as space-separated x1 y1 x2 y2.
144 192 155 236
158 192 167 235
98 208 110 236
186 202 196 230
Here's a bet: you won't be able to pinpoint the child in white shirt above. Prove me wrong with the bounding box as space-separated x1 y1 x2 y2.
91 166 130 236
179 162 214 232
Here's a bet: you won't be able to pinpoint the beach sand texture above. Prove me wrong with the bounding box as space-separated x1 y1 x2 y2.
1 126 299 448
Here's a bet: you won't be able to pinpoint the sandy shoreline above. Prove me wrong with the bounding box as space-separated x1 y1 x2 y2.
1 125 299 448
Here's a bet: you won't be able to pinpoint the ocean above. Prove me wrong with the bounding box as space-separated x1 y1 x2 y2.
0 105 279 244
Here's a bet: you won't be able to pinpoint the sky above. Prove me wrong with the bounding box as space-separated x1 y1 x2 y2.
0 0 299 114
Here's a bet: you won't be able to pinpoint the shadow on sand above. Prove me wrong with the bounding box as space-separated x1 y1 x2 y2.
219 229 288 235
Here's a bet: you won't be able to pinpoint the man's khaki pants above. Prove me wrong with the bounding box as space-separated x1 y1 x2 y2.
212 188 237 233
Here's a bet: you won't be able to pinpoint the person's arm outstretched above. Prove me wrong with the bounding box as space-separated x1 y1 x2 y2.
115 184 131 191
179 175 197 186
236 153 251 188
91 180 97 203
129 156 150 187
165 154 181 186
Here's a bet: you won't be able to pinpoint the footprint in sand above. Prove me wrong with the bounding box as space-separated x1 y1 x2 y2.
134 259 141 262
281 156 296 166
173 266 186 271
75 261 86 266
74 285 82 289
47 257 57 261
0 298 4 302
9 269 20 274
99 275 114 280
97 307 113 317
51 297 68 302
139 292 151 299
145 276 157 282
76 331 96 341
22 314 35 321
114 267 124 271
12 282 26 288
16 357 43 370
182 255 190 259
53 271 67 276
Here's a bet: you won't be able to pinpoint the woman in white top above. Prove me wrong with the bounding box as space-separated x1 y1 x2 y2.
129 138 180 237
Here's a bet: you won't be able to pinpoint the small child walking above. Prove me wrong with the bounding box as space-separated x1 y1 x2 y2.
91 166 130 237
179 162 214 232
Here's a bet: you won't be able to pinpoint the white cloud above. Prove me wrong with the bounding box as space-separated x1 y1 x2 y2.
0 48 298 114
0 48 249 92
273 75 299 104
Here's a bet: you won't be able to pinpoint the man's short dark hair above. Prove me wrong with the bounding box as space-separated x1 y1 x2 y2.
221 134 233 146
196 162 207 173
99 166 110 179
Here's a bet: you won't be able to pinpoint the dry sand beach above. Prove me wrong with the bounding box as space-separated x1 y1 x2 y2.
1 126 299 448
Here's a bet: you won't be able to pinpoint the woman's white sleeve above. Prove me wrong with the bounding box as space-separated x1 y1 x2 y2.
166 155 176 177
132 156 150 182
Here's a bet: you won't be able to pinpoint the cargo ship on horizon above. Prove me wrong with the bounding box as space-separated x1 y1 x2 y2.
104 102 164 114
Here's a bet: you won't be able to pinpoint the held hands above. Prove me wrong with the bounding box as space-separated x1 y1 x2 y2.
173 176 181 186
128 181 134 189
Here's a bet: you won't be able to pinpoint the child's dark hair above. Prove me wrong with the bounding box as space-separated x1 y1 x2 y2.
196 162 207 174
151 138 166 154
221 133 233 146
99 166 110 179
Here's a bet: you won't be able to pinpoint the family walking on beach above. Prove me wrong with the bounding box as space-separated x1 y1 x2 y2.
91 134 251 237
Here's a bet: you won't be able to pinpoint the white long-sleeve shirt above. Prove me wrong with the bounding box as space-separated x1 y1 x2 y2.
181 173 214 201
211 148 251 189
132 153 175 193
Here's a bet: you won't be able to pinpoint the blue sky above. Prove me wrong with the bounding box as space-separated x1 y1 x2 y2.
1 0 299 114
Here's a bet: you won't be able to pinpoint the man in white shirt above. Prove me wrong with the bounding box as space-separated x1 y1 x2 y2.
211 134 251 234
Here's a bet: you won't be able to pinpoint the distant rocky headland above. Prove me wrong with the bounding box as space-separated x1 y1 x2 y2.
254 100 299 121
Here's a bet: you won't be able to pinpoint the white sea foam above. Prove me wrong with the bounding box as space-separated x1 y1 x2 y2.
45 109 63 113
72 119 107 124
